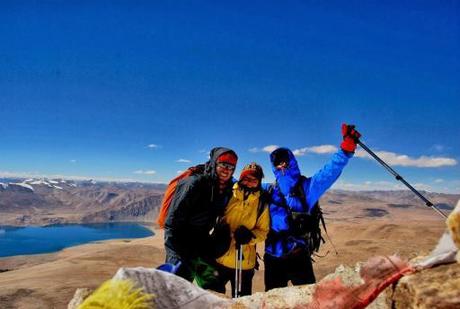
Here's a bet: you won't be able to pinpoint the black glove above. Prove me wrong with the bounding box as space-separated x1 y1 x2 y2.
234 225 255 245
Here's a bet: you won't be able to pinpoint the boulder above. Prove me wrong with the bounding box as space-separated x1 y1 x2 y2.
392 262 460 309
68 288 93 309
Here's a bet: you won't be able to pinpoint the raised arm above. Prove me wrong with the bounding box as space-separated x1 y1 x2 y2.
305 149 351 208
306 124 361 209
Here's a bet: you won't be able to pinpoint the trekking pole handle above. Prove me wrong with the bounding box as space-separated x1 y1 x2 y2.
357 140 448 219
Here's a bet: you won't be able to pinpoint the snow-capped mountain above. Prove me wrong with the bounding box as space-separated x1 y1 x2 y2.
24 178 75 190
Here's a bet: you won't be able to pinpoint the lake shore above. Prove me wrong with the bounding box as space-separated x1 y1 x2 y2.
0 225 162 308
0 222 155 259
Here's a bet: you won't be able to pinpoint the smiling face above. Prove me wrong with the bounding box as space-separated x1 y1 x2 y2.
240 174 260 189
216 162 235 183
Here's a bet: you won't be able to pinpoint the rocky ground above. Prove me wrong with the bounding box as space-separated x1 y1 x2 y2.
0 217 448 309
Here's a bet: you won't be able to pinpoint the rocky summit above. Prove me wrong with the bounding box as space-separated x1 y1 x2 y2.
68 260 460 309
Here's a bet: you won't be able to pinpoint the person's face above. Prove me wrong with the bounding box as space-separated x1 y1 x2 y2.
240 174 260 189
216 162 235 183
276 161 288 170
275 161 288 175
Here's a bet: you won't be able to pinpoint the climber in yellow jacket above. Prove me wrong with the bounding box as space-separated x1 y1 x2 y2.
205 162 270 297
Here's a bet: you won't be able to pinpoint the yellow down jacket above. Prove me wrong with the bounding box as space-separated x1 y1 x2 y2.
216 183 270 270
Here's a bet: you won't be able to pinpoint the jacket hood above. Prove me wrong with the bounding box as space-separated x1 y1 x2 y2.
205 147 238 179
269 147 301 195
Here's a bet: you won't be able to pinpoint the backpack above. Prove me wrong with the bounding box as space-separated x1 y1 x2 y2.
156 164 205 228
269 176 328 255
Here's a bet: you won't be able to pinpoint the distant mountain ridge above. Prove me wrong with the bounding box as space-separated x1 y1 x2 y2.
0 177 458 226
323 189 459 221
0 177 166 226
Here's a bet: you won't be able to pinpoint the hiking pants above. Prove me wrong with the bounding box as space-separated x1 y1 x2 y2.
165 250 220 288
203 263 255 297
264 249 316 291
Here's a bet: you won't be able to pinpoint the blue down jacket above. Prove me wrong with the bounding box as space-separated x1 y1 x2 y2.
262 148 352 258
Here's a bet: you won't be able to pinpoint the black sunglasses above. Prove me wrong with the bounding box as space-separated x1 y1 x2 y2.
217 162 236 171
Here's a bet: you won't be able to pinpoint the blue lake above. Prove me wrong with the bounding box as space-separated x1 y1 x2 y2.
0 223 154 258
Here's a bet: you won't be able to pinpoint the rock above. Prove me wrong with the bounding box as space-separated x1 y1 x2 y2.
392 262 460 309
447 199 460 263
233 264 391 309
69 261 460 309
67 288 93 309
322 264 392 309
113 267 232 308
233 285 315 309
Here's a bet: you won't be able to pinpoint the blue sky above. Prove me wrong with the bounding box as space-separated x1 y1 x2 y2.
0 1 459 193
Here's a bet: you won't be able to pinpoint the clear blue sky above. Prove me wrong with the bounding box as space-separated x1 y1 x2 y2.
1 1 459 193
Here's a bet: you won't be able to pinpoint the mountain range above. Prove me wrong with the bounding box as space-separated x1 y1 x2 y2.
0 178 166 226
0 177 458 226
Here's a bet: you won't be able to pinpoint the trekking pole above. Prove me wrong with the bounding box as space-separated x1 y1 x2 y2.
238 245 243 295
357 140 447 219
234 244 239 298
234 244 243 298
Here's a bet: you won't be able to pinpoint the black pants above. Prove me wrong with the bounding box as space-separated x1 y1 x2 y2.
203 264 255 297
264 249 316 291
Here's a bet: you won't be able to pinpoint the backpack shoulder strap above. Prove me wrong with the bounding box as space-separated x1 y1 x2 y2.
295 175 308 204
189 164 205 175
256 188 271 220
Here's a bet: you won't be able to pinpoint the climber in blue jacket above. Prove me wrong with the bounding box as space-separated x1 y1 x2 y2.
263 123 361 291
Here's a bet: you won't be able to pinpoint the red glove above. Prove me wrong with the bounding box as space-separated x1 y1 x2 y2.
341 123 361 153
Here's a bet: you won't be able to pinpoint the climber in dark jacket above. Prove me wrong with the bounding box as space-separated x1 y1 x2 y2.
263 124 361 290
164 147 238 283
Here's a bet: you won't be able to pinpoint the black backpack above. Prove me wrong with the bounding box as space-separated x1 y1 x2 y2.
269 176 328 255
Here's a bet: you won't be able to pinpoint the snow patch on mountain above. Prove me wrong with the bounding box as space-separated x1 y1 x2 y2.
29 179 54 188
22 178 76 190
9 182 35 192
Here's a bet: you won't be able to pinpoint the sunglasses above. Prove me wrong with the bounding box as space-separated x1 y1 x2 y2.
217 162 236 171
